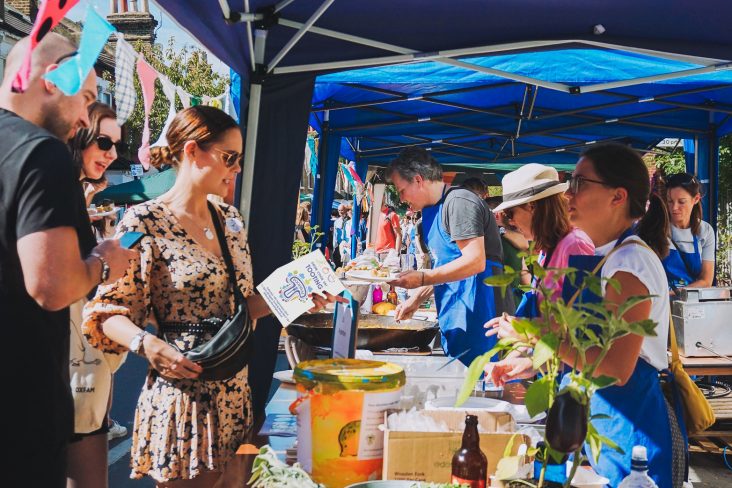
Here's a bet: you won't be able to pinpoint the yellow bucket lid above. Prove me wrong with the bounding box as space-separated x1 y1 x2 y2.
294 358 405 391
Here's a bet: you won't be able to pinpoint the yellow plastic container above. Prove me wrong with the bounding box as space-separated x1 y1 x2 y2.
291 359 406 488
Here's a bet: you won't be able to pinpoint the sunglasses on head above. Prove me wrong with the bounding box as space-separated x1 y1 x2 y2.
664 173 699 188
96 136 126 153
212 147 244 168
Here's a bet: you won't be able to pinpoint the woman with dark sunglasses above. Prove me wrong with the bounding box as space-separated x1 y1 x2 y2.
485 164 594 384
661 172 716 293
82 106 341 487
66 102 128 488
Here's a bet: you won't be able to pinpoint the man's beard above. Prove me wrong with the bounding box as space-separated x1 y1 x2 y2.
38 102 75 141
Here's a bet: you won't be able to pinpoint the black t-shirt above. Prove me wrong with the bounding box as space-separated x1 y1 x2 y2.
0 109 95 443
442 187 504 262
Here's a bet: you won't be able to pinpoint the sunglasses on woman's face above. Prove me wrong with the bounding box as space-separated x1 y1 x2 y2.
96 136 126 154
565 174 610 194
212 148 244 168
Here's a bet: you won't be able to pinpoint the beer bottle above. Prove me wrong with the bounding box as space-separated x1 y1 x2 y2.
451 414 487 488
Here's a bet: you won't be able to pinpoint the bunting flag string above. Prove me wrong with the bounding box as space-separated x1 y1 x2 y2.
45 7 116 96
114 36 138 125
152 75 177 148
136 57 158 170
12 0 80 93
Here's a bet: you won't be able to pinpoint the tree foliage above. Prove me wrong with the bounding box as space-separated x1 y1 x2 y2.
103 38 229 161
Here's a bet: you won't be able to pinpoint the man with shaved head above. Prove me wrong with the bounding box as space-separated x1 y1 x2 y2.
0 33 135 486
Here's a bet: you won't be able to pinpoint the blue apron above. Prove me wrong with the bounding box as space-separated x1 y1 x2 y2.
422 189 508 367
515 250 551 319
560 231 680 487
662 236 702 290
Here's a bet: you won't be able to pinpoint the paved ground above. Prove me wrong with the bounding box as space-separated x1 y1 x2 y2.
106 354 732 487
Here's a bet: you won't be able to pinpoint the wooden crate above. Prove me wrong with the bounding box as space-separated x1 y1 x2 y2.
688 434 732 455
708 395 732 422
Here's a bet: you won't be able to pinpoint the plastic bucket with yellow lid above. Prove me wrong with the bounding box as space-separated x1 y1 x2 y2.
290 358 406 488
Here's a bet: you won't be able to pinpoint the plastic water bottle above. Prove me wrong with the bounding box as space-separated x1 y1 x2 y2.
618 446 659 488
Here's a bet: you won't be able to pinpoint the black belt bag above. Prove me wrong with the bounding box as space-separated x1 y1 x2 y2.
161 202 253 381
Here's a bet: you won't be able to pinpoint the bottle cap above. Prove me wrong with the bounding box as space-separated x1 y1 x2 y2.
631 445 648 461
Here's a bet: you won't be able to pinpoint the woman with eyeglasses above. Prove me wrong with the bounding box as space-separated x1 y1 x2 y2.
66 102 128 488
486 145 686 487
661 172 716 294
485 164 594 384
82 106 341 487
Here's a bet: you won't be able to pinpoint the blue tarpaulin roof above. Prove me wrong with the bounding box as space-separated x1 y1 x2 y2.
308 47 732 170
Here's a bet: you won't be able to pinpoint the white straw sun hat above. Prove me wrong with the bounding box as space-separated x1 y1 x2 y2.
493 163 569 212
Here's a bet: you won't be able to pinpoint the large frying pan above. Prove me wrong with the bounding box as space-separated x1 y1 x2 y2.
286 313 439 351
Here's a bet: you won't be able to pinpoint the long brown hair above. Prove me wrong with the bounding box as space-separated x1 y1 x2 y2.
531 193 572 254
664 172 703 236
581 143 670 258
149 106 239 169
69 102 118 177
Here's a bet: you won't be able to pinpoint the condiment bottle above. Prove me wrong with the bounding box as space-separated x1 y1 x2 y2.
387 286 398 305
372 285 383 304
451 414 487 487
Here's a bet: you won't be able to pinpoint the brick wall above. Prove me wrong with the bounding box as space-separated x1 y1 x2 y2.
6 0 35 19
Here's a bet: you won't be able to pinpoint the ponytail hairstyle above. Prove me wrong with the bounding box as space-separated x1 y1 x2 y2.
580 143 670 259
663 172 703 236
149 105 239 170
530 193 572 255
69 102 118 178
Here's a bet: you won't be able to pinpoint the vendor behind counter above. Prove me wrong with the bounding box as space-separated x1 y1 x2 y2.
661 172 716 293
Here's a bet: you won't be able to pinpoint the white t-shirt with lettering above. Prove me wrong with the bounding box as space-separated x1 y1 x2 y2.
595 235 670 371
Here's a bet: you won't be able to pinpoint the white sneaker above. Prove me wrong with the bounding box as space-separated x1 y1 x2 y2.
107 419 128 440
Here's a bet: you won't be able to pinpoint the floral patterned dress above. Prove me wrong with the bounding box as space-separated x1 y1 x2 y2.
82 198 254 482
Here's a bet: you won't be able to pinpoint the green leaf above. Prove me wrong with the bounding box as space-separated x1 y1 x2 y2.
616 295 653 317
546 445 567 464
532 333 559 370
605 277 622 294
455 348 498 407
524 377 551 417
484 274 515 287
502 432 520 458
598 433 625 455
590 375 617 389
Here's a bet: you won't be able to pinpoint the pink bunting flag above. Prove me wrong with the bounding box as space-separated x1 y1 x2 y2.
136 57 158 170
12 0 80 93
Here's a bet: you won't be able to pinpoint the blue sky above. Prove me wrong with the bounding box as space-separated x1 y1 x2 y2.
67 0 230 76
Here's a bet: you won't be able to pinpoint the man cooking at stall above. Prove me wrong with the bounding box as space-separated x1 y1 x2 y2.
389 147 512 366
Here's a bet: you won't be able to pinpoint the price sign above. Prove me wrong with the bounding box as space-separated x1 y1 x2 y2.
331 289 358 359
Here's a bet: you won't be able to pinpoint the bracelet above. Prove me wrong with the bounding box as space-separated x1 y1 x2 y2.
420 271 425 287
89 252 110 284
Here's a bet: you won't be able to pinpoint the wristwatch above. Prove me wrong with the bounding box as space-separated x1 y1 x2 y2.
129 330 150 355
90 251 110 283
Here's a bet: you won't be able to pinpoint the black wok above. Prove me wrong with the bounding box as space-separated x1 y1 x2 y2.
286 313 439 351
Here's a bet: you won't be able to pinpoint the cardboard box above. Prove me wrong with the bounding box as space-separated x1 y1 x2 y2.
382 410 530 482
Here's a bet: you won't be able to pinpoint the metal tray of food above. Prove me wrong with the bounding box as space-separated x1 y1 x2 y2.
286 313 439 351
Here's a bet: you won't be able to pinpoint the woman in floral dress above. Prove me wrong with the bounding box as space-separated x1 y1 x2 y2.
83 106 339 487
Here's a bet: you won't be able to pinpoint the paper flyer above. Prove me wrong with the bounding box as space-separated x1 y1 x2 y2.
256 250 345 326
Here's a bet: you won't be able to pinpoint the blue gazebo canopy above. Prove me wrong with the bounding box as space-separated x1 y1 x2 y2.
155 0 732 414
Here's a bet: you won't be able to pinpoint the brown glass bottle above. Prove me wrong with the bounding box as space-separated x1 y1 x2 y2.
387 286 398 305
451 414 487 488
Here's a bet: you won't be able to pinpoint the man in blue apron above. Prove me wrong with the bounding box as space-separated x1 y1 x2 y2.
388 147 513 366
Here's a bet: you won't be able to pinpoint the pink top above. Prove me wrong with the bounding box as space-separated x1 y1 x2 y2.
542 227 595 299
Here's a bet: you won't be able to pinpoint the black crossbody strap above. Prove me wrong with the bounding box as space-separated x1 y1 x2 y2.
207 202 244 305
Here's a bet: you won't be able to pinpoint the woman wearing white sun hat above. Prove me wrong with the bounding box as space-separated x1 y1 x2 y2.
486 163 594 383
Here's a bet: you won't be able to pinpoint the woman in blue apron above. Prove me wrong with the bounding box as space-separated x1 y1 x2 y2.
487 145 686 487
387 147 512 367
661 172 716 293
485 164 594 385
562 144 686 487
